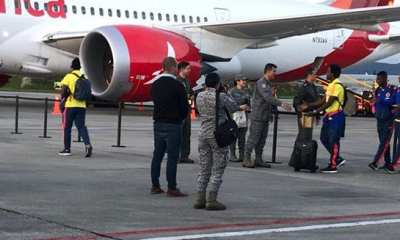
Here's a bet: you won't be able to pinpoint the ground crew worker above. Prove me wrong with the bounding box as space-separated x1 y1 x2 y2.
195 73 246 211
289 68 320 167
59 58 92 157
301 64 346 173
150 57 189 197
392 72 400 172
243 63 292 168
228 74 251 162
176 61 195 164
369 71 396 173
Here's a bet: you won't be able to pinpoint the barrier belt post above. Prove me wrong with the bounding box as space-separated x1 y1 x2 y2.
73 132 82 142
393 130 397 158
39 98 51 138
11 96 22 135
112 102 126 148
267 107 281 164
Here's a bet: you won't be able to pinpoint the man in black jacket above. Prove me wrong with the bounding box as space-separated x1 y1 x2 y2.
150 57 190 197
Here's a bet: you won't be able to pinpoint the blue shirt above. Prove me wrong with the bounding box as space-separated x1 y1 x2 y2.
395 86 400 119
374 85 396 120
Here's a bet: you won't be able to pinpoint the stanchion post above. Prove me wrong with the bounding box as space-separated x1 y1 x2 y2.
73 132 82 142
39 98 51 138
11 96 22 135
393 129 397 158
112 102 126 148
267 108 282 164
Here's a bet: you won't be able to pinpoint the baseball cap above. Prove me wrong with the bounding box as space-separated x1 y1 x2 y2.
235 74 249 81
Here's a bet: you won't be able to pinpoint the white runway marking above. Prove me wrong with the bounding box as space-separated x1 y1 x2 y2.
141 219 400 240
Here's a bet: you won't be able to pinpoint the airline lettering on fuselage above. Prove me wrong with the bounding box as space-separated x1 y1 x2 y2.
312 37 328 44
0 0 66 19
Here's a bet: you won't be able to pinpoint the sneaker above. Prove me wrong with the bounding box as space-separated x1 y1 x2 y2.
151 186 165 194
321 165 337 173
368 162 379 171
166 188 188 197
382 165 396 174
85 146 93 158
336 158 346 167
59 149 72 156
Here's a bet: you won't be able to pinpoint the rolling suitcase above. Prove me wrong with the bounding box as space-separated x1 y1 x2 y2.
293 113 318 173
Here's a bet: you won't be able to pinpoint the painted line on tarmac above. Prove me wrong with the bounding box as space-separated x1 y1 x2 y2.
34 211 400 240
141 219 400 240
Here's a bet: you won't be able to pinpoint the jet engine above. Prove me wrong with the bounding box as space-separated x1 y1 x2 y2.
80 25 202 102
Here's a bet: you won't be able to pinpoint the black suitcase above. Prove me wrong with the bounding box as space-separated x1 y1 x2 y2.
293 113 318 173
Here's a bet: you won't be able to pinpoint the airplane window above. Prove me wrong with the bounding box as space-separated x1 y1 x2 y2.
174 14 178 22
34 2 39 10
44 3 49 11
99 8 104 16
24 1 29 10
182 15 186 23
53 4 59 12
197 17 200 23
150 12 154 20
108 9 112 17
204 17 208 22
133 11 138 19
117 9 121 18
142 12 146 20
14 1 20 9
90 7 95 15
158 13 162 21
189 16 193 23
62 5 68 13
125 10 130 18
72 5 77 14
81 6 86 15
166 14 170 22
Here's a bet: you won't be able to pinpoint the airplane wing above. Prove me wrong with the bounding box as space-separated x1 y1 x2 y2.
184 5 400 39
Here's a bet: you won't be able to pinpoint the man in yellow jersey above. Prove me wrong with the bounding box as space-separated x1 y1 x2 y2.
59 58 92 157
301 64 346 173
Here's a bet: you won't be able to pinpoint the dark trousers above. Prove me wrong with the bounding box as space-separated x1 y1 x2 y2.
374 118 394 165
63 107 91 150
180 115 191 158
151 123 183 189
320 113 345 168
230 127 247 151
393 121 400 169
289 117 313 166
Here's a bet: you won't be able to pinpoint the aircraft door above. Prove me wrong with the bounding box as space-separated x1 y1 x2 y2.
333 29 345 49
214 8 231 22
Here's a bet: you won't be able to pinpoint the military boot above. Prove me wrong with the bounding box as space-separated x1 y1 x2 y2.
238 150 245 162
254 154 271 168
194 190 206 209
242 152 255 168
205 191 226 211
229 150 240 162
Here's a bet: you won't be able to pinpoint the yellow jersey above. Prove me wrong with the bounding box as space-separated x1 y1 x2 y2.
61 70 87 108
325 79 344 114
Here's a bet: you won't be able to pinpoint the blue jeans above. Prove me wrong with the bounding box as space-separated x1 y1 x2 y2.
151 123 183 189
63 107 91 150
320 112 345 168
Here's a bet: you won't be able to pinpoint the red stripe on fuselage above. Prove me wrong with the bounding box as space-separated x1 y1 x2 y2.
274 24 390 83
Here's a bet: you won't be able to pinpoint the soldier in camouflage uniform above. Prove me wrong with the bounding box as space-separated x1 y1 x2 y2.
243 63 292 168
228 74 251 162
195 73 247 211
176 62 195 164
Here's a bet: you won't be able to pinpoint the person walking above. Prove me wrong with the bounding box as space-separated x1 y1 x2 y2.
150 57 190 197
59 58 92 157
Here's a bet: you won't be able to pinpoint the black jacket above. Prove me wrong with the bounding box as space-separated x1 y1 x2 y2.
150 75 189 124
294 81 320 114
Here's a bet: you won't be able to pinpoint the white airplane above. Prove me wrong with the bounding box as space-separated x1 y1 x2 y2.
1 0 400 102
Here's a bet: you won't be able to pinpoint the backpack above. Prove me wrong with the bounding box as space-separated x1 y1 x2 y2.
335 83 357 116
72 73 92 101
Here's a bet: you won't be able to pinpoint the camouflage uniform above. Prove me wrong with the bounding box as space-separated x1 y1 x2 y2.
245 77 283 155
197 88 239 191
228 87 251 152
176 76 194 159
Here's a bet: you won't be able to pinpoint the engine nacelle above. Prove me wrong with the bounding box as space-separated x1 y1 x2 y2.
80 25 202 102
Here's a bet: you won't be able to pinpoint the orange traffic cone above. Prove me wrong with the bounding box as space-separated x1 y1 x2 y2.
52 93 61 115
139 102 144 111
190 100 197 120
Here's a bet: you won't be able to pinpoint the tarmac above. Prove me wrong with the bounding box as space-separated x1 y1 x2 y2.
1 92 400 240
